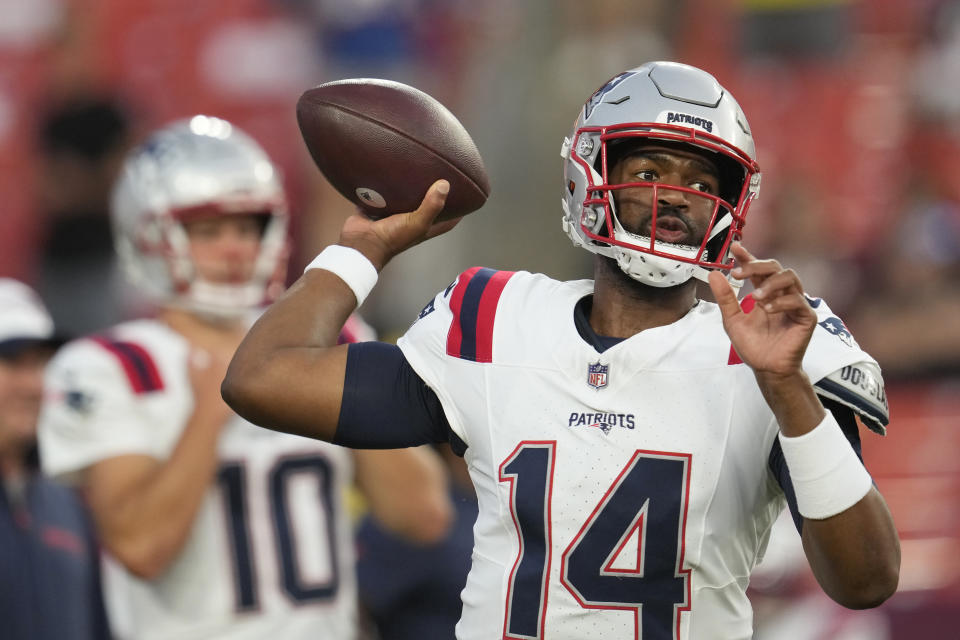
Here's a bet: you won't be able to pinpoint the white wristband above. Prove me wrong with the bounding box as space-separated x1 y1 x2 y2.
304 245 379 306
778 411 873 520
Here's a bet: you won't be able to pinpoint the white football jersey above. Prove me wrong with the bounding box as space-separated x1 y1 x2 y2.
39 316 370 640
398 268 885 640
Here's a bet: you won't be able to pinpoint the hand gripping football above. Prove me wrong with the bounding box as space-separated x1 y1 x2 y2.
296 78 490 221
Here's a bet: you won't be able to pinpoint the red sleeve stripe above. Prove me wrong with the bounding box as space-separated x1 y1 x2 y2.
445 267 482 360
91 337 165 394
446 268 515 363
726 294 756 365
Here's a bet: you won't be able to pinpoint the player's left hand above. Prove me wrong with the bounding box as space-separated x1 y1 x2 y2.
708 242 817 377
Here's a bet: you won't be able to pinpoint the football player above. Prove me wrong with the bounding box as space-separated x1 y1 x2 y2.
223 62 900 639
38 116 452 640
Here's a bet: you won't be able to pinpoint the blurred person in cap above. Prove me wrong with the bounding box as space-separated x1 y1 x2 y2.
37 116 451 640
0 278 110 640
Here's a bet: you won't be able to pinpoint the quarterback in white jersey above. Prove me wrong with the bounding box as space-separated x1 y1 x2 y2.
396 268 887 639
39 117 451 640
223 62 900 639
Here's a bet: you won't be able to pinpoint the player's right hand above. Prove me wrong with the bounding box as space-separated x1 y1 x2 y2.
337 180 463 271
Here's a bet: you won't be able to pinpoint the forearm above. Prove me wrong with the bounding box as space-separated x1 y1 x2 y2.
224 183 455 441
754 370 824 437
757 372 899 607
801 488 900 608
355 447 454 544
222 269 357 440
89 413 223 578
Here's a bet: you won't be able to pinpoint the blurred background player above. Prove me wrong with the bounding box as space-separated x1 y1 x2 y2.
37 116 452 640
0 278 109 640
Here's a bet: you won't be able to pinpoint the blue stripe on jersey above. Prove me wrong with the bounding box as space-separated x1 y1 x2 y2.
91 337 164 394
111 342 158 391
457 268 497 362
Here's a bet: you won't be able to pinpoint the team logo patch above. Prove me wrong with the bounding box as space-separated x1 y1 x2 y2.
818 316 854 348
65 388 96 414
587 362 609 389
568 411 636 435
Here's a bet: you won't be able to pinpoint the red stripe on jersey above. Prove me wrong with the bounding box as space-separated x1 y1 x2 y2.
473 270 514 363
338 314 377 344
339 316 360 345
445 267 483 358
727 294 756 365
90 337 165 393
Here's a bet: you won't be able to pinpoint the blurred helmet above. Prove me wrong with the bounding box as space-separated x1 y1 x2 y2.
561 61 761 287
111 116 289 316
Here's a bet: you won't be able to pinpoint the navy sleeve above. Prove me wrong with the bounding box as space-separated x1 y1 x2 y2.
335 342 466 454
768 398 865 533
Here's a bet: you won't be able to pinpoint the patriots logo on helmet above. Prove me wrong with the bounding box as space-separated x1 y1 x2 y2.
587 362 609 389
584 71 634 119
819 316 854 348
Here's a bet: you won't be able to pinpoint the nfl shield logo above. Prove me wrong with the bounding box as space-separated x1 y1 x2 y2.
587 362 609 390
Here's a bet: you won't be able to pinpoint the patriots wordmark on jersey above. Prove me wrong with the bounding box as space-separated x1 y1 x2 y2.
398 267 887 640
38 315 374 640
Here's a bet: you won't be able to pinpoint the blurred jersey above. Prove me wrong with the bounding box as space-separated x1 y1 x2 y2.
38 316 373 640
398 268 883 640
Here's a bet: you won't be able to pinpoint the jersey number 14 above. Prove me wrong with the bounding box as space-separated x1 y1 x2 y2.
499 442 691 640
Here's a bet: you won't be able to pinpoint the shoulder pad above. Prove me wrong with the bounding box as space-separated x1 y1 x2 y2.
815 360 889 435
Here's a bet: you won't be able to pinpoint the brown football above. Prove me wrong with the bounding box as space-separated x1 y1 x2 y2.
296 78 490 221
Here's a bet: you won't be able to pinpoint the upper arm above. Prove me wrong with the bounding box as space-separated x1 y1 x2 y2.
222 343 351 442
82 454 162 547
336 342 457 449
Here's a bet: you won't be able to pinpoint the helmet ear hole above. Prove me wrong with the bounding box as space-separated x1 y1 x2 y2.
716 154 746 207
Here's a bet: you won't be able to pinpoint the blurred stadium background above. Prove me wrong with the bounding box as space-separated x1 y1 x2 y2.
1 0 958 637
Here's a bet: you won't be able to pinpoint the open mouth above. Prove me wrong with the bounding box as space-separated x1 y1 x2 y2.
652 215 690 244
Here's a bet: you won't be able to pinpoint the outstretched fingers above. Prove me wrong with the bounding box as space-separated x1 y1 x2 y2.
730 242 785 291
732 245 814 322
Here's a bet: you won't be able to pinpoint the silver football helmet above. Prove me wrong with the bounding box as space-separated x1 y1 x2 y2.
111 115 289 317
561 61 761 287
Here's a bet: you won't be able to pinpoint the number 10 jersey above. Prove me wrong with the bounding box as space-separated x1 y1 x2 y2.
39 318 360 640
